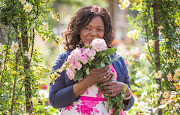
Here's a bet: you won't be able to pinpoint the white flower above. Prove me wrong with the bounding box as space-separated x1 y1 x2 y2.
127 31 133 38
173 75 179 81
24 51 31 60
151 84 159 89
155 71 162 79
163 91 169 98
175 68 180 76
127 30 138 39
39 89 49 99
158 104 167 109
156 91 162 99
122 0 130 8
138 102 147 110
11 41 19 53
52 14 57 19
160 99 167 105
118 4 126 10
148 40 154 47
42 22 48 31
23 3 33 13
139 53 147 60
19 0 26 4
135 70 142 78
141 91 147 98
132 30 139 39
144 43 148 49
173 103 179 110
30 13 35 18
134 79 141 84
118 0 130 10
31 97 38 106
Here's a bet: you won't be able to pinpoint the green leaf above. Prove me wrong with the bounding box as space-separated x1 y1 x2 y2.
106 48 117 55
74 70 83 81
124 84 128 94
85 67 90 75
97 84 103 95
110 55 120 63
83 66 87 72
101 62 105 68
95 63 102 68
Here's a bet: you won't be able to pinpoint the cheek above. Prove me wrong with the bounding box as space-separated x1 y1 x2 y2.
80 31 89 39
99 32 104 38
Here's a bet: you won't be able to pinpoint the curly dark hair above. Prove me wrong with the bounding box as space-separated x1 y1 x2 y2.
62 5 114 50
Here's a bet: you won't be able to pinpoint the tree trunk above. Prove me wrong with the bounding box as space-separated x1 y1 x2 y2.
107 0 115 27
153 1 162 115
22 31 32 113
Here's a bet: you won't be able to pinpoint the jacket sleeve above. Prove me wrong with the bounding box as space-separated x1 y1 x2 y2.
49 52 76 108
119 57 134 111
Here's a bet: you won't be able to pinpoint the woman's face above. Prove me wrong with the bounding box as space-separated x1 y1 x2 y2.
80 16 105 44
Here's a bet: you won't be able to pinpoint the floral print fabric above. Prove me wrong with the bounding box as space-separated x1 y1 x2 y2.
60 64 126 115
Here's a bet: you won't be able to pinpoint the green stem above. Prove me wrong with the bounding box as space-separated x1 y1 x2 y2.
10 50 18 115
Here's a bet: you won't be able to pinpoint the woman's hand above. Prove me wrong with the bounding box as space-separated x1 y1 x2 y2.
73 65 111 98
101 81 131 98
85 65 112 86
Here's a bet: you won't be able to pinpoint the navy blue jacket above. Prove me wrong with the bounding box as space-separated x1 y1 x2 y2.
49 50 134 111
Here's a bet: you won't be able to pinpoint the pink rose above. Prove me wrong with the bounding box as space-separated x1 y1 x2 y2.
91 39 107 52
66 67 76 80
67 54 74 63
79 52 88 65
84 48 96 60
67 48 81 63
71 59 82 70
70 48 81 58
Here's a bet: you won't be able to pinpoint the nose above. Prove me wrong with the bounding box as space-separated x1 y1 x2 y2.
90 30 98 37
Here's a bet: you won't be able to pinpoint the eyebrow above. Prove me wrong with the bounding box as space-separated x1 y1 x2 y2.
87 25 104 28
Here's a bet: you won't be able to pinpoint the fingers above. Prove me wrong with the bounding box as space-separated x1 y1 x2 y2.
100 65 110 73
102 81 126 97
102 66 111 80
88 65 111 85
103 70 111 80
101 81 113 86
102 89 116 97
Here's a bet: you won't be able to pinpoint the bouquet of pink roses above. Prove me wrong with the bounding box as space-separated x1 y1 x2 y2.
51 38 127 115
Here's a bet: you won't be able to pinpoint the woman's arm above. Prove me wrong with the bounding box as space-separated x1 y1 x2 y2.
49 52 77 108
118 57 134 111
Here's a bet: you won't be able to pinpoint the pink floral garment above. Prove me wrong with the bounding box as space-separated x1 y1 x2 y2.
60 64 126 115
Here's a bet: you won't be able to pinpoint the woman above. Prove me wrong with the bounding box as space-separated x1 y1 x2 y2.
49 5 134 115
